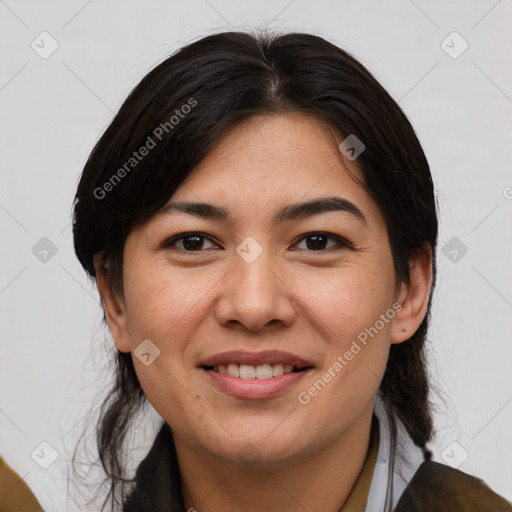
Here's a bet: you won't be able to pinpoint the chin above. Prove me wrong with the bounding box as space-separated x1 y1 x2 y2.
216 426 311 464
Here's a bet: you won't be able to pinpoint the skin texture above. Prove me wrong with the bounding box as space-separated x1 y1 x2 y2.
94 112 432 512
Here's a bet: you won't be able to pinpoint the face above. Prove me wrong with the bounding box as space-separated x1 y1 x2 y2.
101 112 423 467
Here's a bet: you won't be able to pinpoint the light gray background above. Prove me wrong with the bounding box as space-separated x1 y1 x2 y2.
1 1 511 510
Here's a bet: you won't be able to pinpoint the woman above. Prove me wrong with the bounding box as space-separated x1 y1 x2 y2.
72 29 511 511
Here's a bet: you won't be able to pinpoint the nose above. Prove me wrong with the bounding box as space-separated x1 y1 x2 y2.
214 247 296 332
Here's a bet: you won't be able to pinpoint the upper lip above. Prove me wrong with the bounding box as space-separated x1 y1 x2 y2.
199 350 315 368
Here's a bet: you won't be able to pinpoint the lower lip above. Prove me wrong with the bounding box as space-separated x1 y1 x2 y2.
203 368 312 399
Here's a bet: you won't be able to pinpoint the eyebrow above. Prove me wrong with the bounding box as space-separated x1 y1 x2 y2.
158 197 367 226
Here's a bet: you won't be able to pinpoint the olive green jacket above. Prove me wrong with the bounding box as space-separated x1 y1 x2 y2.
394 461 512 511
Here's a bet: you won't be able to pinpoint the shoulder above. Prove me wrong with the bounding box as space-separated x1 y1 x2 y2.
395 460 512 512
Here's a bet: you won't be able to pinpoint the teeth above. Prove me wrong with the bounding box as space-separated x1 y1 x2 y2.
272 363 284 377
255 364 273 379
213 363 299 379
227 363 240 377
240 364 256 379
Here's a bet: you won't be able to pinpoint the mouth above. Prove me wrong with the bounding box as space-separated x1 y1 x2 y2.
202 363 312 379
199 351 315 399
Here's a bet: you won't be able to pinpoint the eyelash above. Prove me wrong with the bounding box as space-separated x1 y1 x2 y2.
161 231 353 253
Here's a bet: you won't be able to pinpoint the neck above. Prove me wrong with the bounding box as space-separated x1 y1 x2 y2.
175 403 374 512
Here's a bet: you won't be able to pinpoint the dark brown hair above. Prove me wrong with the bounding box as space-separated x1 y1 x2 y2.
72 28 438 510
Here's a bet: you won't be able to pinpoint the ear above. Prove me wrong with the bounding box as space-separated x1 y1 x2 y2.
390 243 433 344
93 252 131 353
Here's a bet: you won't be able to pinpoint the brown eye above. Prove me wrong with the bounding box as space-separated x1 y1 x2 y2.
163 233 218 252
293 232 352 251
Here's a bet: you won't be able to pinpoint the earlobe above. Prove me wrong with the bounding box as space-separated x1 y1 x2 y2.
390 244 433 344
93 253 131 353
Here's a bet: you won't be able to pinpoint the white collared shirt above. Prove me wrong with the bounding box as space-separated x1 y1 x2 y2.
365 396 427 511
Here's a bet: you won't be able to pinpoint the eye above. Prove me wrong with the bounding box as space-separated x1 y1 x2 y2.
292 232 352 251
162 232 220 252
160 231 352 253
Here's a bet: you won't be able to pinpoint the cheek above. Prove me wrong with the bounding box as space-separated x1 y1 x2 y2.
293 261 396 343
294 273 393 410
293 261 396 399
288 267 395 447
123 260 218 344
120 261 224 418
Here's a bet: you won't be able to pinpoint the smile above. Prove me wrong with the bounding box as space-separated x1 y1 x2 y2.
208 363 305 379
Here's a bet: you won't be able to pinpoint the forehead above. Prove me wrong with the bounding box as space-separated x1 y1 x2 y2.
175 112 365 200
